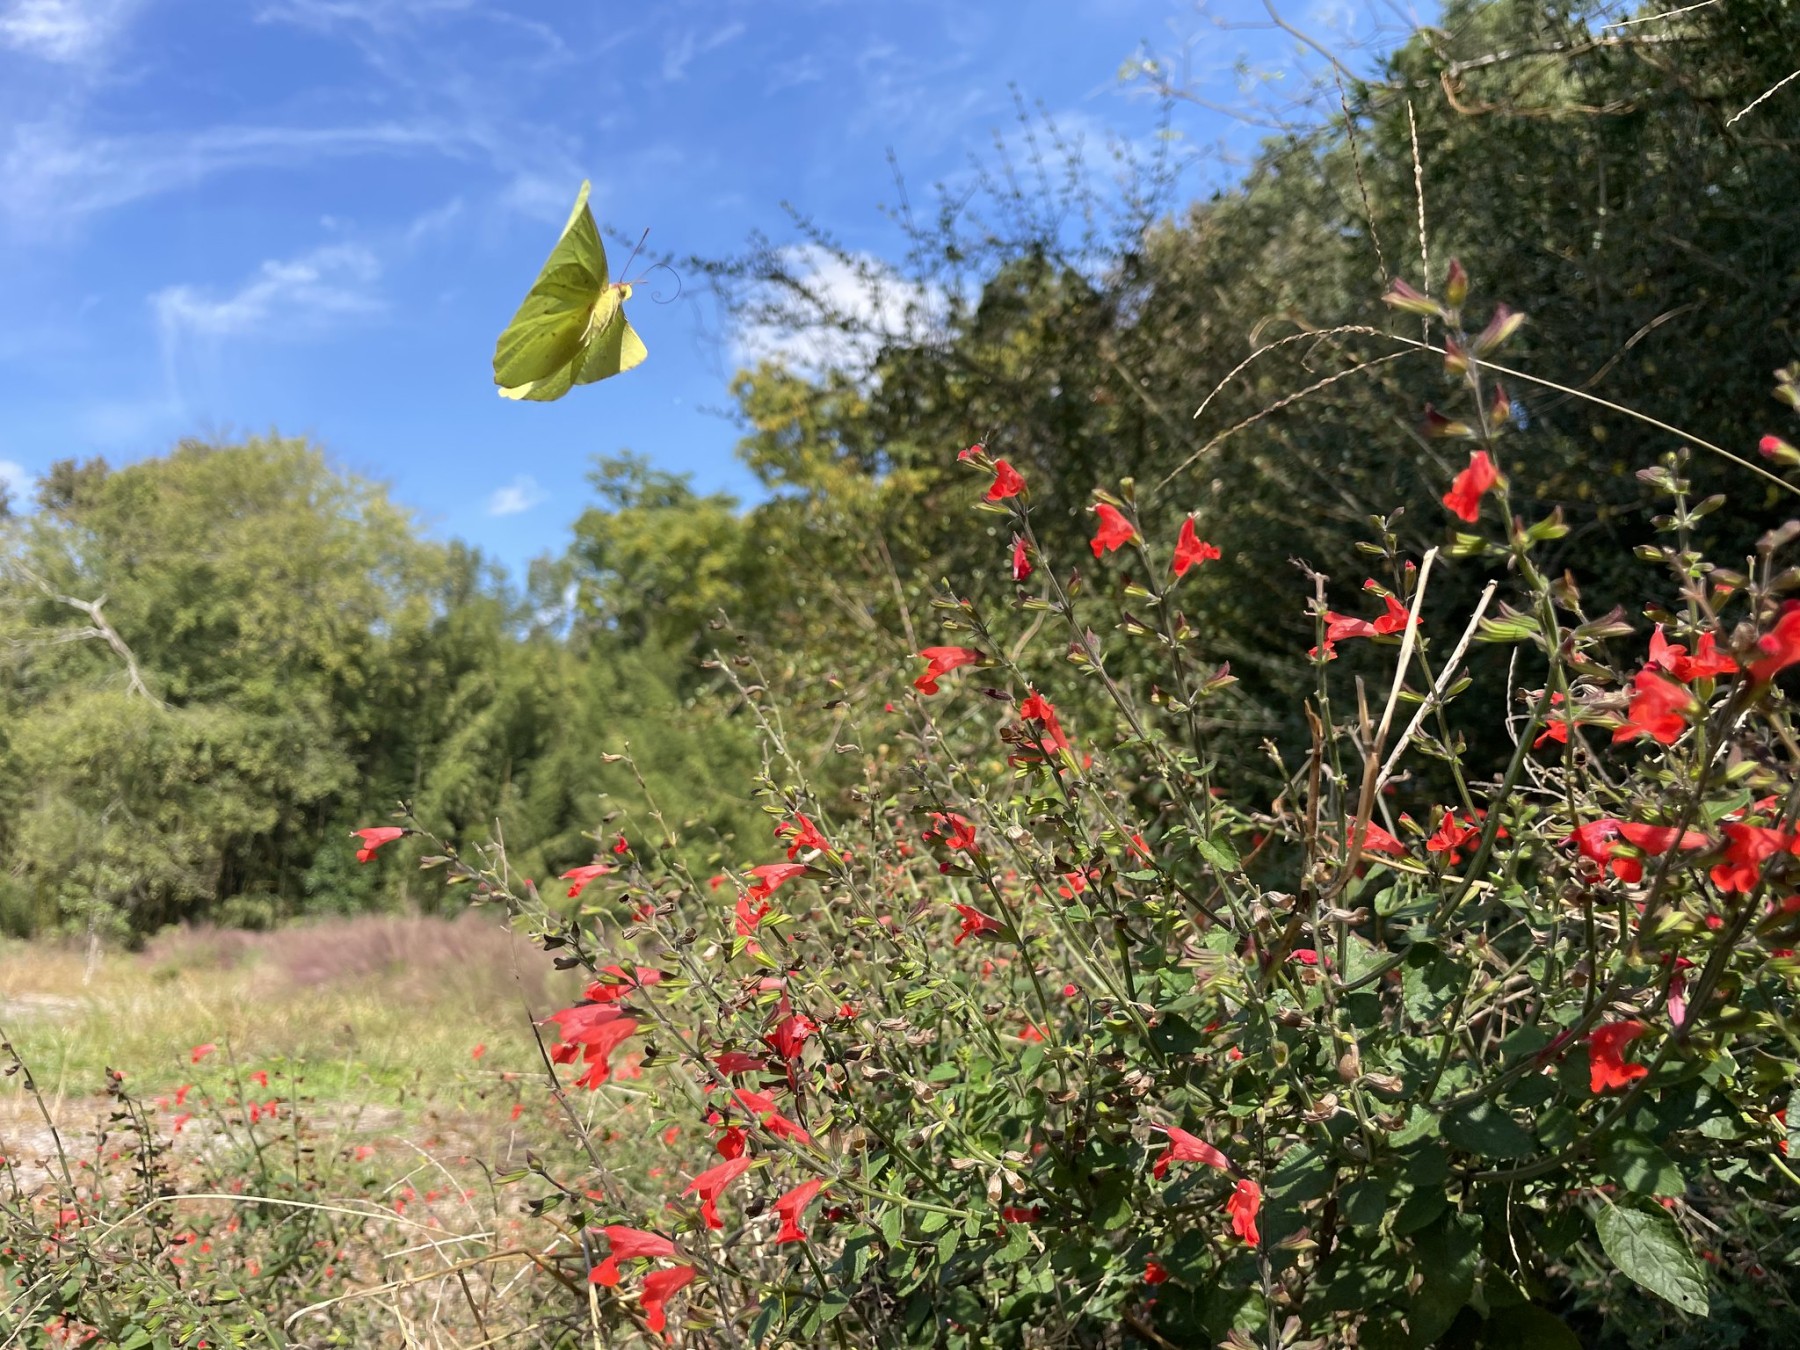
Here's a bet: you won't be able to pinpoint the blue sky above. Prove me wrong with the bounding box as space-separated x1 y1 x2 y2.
0 0 1408 582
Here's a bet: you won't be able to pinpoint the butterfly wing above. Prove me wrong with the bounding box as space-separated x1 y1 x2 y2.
571 286 648 387
492 181 612 391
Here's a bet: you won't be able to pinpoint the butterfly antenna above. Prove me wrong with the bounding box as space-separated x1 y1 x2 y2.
645 262 683 304
619 228 652 285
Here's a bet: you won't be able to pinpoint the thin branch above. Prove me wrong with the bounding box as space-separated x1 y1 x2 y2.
6 562 161 704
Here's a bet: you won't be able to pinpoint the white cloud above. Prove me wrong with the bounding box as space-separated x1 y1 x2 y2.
731 245 947 377
0 0 137 63
151 243 381 341
486 474 545 517
0 458 30 504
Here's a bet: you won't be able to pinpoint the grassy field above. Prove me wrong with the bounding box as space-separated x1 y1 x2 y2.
0 915 682 1344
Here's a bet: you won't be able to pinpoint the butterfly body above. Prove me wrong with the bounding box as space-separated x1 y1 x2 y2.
493 181 646 402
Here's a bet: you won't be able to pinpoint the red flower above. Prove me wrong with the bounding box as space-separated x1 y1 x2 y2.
958 443 984 462
765 1010 817 1063
776 814 829 860
1588 1021 1650 1093
714 1051 767 1076
951 903 1003 946
683 1156 752 1230
640 1264 697 1335
1751 602 1800 683
735 894 771 935
1649 625 1738 681
746 863 809 901
714 1125 747 1159
352 827 405 863
1312 587 1415 660
1442 449 1498 523
585 966 661 1003
1172 518 1220 577
1425 810 1479 863
1225 1178 1262 1246
1018 1022 1045 1042
1090 503 1136 556
1613 666 1696 745
986 459 1026 501
1347 819 1407 858
1534 691 1574 748
925 811 978 853
1017 690 1069 753
470 1043 486 1061
542 1004 639 1090
1573 818 1708 884
190 1043 217 1064
1711 823 1797 893
914 645 983 694
1144 1258 1170 1285
773 1178 826 1244
1011 535 1032 581
589 1226 676 1287
559 863 614 899
612 834 630 855
1151 1126 1231 1180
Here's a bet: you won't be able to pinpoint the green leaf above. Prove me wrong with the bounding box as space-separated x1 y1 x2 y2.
878 1205 904 1248
1195 833 1240 872
1408 1211 1480 1346
493 180 647 401
1787 1082 1800 1158
1594 1202 1709 1315
1440 1100 1535 1160
1601 1132 1685 1198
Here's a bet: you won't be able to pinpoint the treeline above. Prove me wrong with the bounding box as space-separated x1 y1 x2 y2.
3 0 1795 937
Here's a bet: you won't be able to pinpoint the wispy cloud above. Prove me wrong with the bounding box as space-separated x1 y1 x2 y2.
661 20 745 83
152 243 381 341
0 0 137 63
485 474 545 516
2 119 456 228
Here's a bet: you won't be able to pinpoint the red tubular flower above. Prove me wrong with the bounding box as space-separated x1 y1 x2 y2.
773 1178 826 1244
589 1227 676 1287
713 1051 767 1076
1225 1178 1262 1246
951 903 1003 946
775 813 829 860
559 863 614 899
190 1043 217 1064
640 1264 697 1335
352 827 405 863
1443 449 1499 523
1711 823 1797 893
735 894 771 935
1573 819 1708 884
542 1004 640 1090
1534 691 1574 748
986 459 1026 501
925 811 978 852
1017 689 1070 755
1090 503 1136 556
1649 625 1739 681
1172 518 1221 577
765 1010 817 1063
1347 819 1406 858
1011 534 1033 581
612 834 630 855
1425 810 1479 863
1151 1126 1231 1180
714 1125 747 1159
683 1156 752 1230
746 862 809 900
1613 666 1696 745
585 966 661 1003
914 645 983 694
1588 1021 1651 1093
1751 602 1800 683
1144 1259 1170 1285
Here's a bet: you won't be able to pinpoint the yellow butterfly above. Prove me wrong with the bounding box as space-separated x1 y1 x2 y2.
492 181 646 401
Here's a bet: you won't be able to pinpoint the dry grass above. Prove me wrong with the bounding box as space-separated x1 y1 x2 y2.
0 911 586 1119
